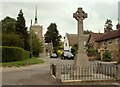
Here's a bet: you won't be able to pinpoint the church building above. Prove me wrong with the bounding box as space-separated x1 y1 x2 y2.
31 6 45 54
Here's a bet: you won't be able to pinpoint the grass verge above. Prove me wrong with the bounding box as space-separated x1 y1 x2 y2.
0 57 44 67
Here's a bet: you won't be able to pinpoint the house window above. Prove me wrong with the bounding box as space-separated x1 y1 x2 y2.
102 41 106 46
116 38 120 44
108 40 112 45
65 43 67 46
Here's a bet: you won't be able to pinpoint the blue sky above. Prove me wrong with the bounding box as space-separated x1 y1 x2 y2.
1 0 120 37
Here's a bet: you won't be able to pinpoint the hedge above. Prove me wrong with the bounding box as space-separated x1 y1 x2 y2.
2 46 30 62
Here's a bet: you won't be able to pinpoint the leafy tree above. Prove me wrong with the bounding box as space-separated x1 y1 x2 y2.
32 32 43 57
71 44 78 56
104 19 113 32
59 41 64 50
1 16 16 33
84 30 92 34
44 23 62 50
2 32 24 48
15 9 29 51
85 43 94 51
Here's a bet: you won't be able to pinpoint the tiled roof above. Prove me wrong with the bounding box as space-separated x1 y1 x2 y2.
67 34 77 46
95 29 120 42
66 33 89 46
90 33 104 41
88 29 120 42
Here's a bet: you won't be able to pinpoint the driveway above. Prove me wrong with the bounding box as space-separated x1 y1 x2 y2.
2 56 73 85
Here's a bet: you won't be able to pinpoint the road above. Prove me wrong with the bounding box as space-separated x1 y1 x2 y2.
2 56 73 85
2 56 119 86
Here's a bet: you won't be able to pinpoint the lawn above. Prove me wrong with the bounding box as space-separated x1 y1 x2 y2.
0 57 44 67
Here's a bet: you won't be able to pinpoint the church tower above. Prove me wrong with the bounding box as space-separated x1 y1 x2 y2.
31 6 45 54
31 6 43 42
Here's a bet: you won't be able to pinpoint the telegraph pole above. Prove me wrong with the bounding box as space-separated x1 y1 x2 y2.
30 20 33 58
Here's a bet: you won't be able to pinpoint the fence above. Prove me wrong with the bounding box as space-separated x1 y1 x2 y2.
50 64 56 77
50 63 120 82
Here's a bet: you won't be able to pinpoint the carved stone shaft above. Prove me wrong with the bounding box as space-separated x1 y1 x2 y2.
73 7 89 67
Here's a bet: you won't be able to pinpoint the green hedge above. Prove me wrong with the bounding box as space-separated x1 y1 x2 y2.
2 46 30 62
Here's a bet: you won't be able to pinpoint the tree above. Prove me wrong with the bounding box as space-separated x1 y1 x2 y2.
32 32 43 57
1 16 16 33
15 9 29 51
102 51 111 62
1 16 24 48
104 19 113 32
71 44 78 56
84 30 92 34
44 23 62 50
2 32 24 48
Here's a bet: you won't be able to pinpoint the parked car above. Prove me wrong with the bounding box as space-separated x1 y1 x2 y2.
50 53 58 58
61 51 74 60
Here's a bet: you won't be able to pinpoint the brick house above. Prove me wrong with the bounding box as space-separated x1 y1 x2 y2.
87 24 120 61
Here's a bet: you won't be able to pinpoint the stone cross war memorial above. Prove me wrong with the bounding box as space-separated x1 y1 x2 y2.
73 7 90 67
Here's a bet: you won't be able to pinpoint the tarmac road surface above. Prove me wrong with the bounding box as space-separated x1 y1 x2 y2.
2 56 119 86
2 56 73 85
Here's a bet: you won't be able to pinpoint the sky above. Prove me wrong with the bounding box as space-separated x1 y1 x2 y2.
0 0 120 37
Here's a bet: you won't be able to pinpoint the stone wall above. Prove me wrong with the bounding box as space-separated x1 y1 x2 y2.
111 51 119 61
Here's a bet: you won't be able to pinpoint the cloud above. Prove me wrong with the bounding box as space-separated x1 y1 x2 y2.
1 0 119 37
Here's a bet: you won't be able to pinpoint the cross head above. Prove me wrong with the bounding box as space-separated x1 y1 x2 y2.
73 8 87 21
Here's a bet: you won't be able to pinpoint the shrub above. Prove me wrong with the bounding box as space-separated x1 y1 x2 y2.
2 46 30 62
87 47 96 57
102 51 111 62
57 50 62 57
71 44 78 56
